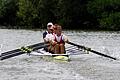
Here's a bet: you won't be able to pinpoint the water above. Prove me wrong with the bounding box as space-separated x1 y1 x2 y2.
0 29 120 80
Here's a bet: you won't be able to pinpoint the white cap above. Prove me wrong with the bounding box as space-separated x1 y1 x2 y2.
47 22 53 27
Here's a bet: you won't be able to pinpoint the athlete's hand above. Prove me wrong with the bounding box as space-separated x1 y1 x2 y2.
64 39 69 43
52 41 57 46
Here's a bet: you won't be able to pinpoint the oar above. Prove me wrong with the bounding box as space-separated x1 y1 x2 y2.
67 42 117 60
0 42 48 60
1 42 44 56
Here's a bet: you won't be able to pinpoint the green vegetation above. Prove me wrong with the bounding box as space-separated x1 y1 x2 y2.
87 0 120 30
0 0 120 30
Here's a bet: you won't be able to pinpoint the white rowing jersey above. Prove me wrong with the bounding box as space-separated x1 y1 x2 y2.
53 34 68 43
44 33 68 43
44 33 54 42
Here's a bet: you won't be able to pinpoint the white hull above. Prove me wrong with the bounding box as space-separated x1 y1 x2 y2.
30 48 87 56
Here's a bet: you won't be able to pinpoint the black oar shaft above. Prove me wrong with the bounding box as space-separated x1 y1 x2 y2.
90 50 117 60
68 42 117 60
27 42 44 48
68 42 85 49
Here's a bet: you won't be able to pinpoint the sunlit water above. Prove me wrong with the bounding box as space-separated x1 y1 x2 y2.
0 29 120 80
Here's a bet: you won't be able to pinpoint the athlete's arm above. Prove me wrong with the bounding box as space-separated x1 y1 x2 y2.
63 34 69 43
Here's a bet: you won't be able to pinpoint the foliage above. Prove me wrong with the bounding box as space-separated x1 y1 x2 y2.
0 0 120 30
17 0 38 28
87 0 120 30
0 0 18 27
99 12 120 30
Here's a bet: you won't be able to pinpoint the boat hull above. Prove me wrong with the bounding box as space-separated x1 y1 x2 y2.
29 48 87 61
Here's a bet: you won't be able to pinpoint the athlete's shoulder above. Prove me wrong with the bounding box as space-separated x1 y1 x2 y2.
43 31 48 34
43 31 48 38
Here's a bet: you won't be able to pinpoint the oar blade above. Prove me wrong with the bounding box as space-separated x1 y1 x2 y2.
0 42 47 60
0 51 24 60
1 49 20 56
1 42 44 56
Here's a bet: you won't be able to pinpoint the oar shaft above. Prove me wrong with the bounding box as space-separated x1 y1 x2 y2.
68 42 85 49
90 50 117 60
68 42 117 60
27 42 44 48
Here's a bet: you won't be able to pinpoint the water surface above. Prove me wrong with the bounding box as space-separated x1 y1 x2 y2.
0 29 120 80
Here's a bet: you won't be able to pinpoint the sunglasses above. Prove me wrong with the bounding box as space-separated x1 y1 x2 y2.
47 25 52 27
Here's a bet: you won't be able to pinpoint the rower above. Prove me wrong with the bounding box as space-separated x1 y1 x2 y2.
43 22 54 52
43 22 54 41
52 24 69 54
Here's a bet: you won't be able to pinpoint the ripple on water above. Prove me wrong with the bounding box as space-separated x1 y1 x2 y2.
1 29 120 80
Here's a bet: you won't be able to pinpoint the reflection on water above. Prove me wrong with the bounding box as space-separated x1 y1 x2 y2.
0 29 120 80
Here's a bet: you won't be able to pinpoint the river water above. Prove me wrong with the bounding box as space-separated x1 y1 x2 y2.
0 29 120 80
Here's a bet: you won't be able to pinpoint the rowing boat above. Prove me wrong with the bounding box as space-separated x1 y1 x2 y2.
27 42 117 61
29 46 87 61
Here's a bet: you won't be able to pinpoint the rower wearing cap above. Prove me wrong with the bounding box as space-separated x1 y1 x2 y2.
43 22 54 41
43 22 54 52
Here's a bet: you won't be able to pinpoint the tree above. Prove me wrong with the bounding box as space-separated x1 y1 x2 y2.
17 0 38 28
87 0 120 30
0 0 18 27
